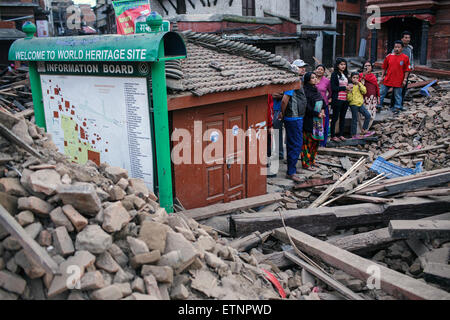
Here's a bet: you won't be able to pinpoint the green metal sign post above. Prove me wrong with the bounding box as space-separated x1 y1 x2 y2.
9 16 186 214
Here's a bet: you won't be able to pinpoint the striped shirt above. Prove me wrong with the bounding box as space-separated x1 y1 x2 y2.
338 75 348 101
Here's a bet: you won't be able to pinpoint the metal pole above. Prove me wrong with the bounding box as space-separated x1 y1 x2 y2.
151 41 174 214
28 62 46 130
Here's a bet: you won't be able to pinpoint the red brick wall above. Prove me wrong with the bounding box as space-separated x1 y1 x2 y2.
337 0 361 15
431 6 450 60
0 21 16 29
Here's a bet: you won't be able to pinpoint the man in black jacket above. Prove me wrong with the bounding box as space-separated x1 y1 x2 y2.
279 65 307 182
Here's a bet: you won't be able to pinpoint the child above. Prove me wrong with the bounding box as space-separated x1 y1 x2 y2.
347 72 374 139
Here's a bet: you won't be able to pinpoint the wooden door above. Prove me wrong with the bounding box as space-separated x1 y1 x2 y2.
172 102 248 209
226 107 246 202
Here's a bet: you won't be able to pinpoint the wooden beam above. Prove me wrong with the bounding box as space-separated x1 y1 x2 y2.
315 160 343 168
0 204 59 275
423 263 450 287
397 188 450 198
389 220 450 239
328 212 450 254
294 179 335 190
318 147 370 159
338 194 394 204
14 108 34 119
327 136 378 148
373 172 450 197
229 231 272 252
356 168 450 195
255 251 295 269
231 197 450 237
181 193 283 221
379 149 400 161
273 227 450 300
394 145 447 158
284 252 364 300
0 123 42 159
168 82 300 111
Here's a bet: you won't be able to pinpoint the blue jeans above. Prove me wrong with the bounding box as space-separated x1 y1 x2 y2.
379 85 403 110
350 105 371 136
284 119 303 176
273 110 284 159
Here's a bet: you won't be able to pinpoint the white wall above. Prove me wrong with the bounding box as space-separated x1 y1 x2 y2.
151 0 298 19
151 0 243 17
300 0 336 27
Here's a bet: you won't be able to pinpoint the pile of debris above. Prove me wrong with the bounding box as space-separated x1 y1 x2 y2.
0 66 33 116
191 79 450 300
1 111 363 301
0 113 272 300
372 90 450 170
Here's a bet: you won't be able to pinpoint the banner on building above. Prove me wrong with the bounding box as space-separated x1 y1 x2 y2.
112 0 151 35
36 20 49 37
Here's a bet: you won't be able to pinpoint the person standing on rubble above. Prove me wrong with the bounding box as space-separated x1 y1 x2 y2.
378 40 411 114
301 72 326 171
292 59 308 77
315 64 332 147
280 63 308 182
330 58 350 142
359 61 380 130
272 59 307 162
348 72 374 139
390 31 414 109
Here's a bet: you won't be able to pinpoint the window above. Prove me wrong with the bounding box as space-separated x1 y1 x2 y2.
242 0 255 16
324 7 333 25
290 0 300 21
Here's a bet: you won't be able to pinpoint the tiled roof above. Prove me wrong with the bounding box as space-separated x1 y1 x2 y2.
166 30 299 97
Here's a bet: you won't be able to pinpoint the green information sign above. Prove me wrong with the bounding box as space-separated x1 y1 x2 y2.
8 17 187 213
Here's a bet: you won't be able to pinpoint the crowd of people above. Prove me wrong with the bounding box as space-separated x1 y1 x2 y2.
268 31 413 182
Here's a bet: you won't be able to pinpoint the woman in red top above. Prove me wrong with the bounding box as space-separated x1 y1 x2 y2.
359 61 380 131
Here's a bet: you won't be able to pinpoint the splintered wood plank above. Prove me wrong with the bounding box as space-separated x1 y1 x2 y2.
379 149 400 161
0 123 42 159
423 263 450 287
340 194 394 204
0 204 59 275
284 252 364 300
232 197 450 238
376 172 450 197
356 168 450 195
274 227 450 300
318 147 370 159
294 179 335 190
399 188 450 198
315 160 343 168
389 220 450 239
395 145 446 158
328 213 450 254
181 193 283 221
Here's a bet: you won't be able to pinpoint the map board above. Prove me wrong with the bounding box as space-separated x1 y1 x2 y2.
40 74 154 191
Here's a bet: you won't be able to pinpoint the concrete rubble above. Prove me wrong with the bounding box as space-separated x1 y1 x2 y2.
0 68 449 301
0 115 310 300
